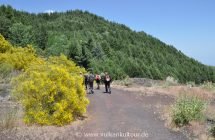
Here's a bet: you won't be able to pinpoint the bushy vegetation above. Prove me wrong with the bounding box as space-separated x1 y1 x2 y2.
162 76 179 87
186 81 196 87
210 125 215 137
201 81 215 93
1 35 89 126
0 33 12 53
12 56 89 125
0 62 13 78
0 109 18 131
0 34 44 71
0 5 215 83
112 76 132 86
165 76 178 85
172 95 206 126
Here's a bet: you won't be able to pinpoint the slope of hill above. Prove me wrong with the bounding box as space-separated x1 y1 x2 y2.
0 5 214 83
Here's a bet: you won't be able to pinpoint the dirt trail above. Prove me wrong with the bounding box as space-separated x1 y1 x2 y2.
0 87 188 140
73 87 187 140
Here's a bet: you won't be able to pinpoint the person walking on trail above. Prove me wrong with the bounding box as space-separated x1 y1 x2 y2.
104 72 112 94
88 72 95 94
84 73 89 90
100 72 105 85
95 73 101 89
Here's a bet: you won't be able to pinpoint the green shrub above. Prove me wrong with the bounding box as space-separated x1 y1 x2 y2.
210 125 215 137
112 76 132 87
165 76 178 86
186 81 196 87
123 76 132 86
172 95 206 126
201 81 215 93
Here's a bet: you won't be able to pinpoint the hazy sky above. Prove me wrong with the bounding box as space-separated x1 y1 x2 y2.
0 0 214 66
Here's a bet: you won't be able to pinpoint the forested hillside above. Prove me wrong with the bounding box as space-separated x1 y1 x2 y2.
0 5 214 83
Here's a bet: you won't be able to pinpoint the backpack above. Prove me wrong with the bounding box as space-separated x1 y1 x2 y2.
88 74 94 82
95 75 101 80
105 75 111 82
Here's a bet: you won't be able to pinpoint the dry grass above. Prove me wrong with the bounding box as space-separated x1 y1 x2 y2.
112 77 133 87
0 108 18 131
0 72 20 132
114 84 214 101
205 105 215 121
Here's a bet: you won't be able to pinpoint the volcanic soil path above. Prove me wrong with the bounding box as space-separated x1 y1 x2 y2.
72 87 187 140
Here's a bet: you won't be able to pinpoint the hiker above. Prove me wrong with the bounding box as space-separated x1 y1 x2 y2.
88 72 95 94
84 74 89 90
100 72 105 85
104 72 112 94
95 73 101 89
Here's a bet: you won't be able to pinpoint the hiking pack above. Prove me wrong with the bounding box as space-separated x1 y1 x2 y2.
88 74 95 82
105 75 111 82
95 75 101 80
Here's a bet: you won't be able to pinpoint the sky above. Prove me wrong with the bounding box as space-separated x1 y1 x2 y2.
0 0 214 66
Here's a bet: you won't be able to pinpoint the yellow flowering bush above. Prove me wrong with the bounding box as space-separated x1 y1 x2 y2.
0 34 12 53
0 34 43 70
48 54 86 74
0 34 89 126
12 55 88 126
0 46 44 70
